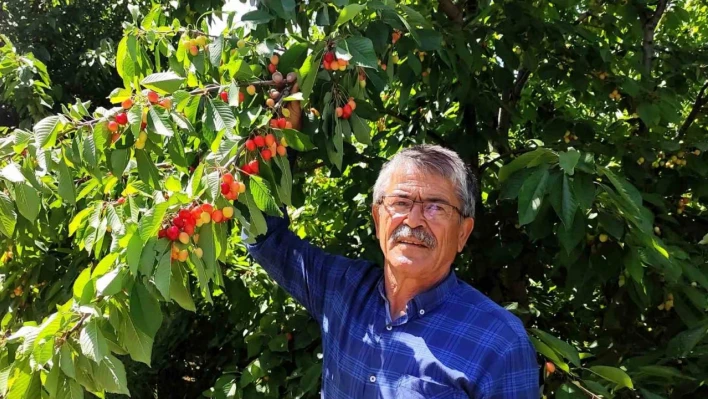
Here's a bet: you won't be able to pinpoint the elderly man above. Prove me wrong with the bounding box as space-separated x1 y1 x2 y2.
246 143 539 398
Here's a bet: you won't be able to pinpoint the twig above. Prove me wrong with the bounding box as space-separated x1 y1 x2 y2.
677 80 708 139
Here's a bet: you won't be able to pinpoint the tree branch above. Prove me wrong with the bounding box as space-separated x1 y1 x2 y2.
496 68 531 153
677 80 708 139
438 0 464 26
642 0 670 76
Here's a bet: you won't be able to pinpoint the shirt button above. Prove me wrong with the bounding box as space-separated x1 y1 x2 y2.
369 375 376 383
419 309 425 316
386 325 392 331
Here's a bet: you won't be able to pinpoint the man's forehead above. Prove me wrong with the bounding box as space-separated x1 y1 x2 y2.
385 166 455 197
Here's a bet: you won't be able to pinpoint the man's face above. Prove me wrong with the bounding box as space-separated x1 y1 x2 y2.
372 164 475 281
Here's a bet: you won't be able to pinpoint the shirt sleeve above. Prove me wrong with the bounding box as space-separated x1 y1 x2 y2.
484 336 540 399
243 210 353 323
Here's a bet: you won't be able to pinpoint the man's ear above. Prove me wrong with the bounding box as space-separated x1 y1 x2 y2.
457 217 475 252
372 204 380 239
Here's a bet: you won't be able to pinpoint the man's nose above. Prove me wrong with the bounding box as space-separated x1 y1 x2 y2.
404 202 425 229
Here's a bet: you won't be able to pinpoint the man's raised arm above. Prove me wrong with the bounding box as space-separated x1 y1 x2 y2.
244 210 353 323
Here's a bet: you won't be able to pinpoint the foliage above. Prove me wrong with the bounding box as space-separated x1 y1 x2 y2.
0 0 707 398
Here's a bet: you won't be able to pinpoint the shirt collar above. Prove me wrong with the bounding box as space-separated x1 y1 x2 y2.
377 269 459 319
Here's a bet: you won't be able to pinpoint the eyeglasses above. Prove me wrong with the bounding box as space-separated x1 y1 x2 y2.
378 195 464 221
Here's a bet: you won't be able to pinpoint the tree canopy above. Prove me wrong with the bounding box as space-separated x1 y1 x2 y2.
0 0 707 398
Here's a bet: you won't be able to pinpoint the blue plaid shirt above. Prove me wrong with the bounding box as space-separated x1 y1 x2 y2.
246 212 539 398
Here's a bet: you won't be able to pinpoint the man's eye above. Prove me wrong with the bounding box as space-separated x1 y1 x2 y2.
427 203 445 211
394 201 409 207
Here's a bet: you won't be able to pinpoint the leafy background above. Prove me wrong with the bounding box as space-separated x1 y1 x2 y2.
0 0 707 398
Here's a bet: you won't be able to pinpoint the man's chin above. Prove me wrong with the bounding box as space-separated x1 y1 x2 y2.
388 250 431 270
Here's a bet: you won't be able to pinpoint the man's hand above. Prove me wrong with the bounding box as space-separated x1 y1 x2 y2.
284 83 302 131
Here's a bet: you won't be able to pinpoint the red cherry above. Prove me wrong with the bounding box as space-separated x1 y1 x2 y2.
178 209 191 220
342 104 352 119
268 63 277 74
201 203 214 214
116 197 126 205
245 139 257 151
221 182 230 195
116 113 128 125
173 217 185 228
254 136 265 147
222 173 234 184
140 121 147 131
248 159 260 175
147 91 159 104
261 149 272 162
238 92 245 103
277 118 287 129
167 226 180 241
270 119 279 128
108 121 119 132
158 229 167 239
242 163 253 175
324 52 335 63
184 224 195 236
220 91 228 102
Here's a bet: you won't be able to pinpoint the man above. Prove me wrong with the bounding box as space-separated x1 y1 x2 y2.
245 140 540 397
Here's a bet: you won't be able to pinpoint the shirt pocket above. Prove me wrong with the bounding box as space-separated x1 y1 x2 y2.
396 376 468 399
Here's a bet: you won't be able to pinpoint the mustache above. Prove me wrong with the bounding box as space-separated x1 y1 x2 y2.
389 224 437 249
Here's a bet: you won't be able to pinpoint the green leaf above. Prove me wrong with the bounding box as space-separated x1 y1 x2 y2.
518 165 550 226
282 128 315 151
140 72 185 94
249 175 282 216
6 365 40 399
119 307 153 366
206 98 237 131
96 269 125 297
33 115 64 149
94 354 130 395
666 324 708 358
59 344 76 379
415 29 443 52
559 149 581 176
572 173 595 211
0 192 17 238
349 113 372 145
0 163 25 183
341 36 378 68
550 174 578 228
129 283 162 339
56 158 76 205
80 319 108 363
148 106 175 137
170 263 196 312
126 231 143 275
278 42 308 74
599 167 642 212
208 36 223 67
14 183 41 223
589 366 634 389
240 191 267 237
241 9 274 23
274 155 292 206
198 223 217 275
637 102 660 126
335 4 366 26
298 45 324 102
499 148 557 182
136 149 162 189
530 328 581 367
153 252 172 301
529 336 570 372
139 202 169 243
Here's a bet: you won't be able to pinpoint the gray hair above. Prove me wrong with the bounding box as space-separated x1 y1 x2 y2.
373 144 477 218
